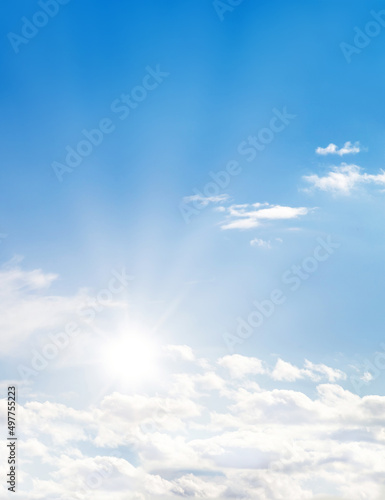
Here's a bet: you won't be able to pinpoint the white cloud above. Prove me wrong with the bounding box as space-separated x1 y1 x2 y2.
316 141 361 156
271 359 347 383
218 354 266 378
163 344 196 362
250 237 283 249
221 203 310 230
182 193 229 207
0 261 129 357
303 164 385 194
3 348 385 499
0 263 80 355
271 358 305 381
361 372 373 382
304 359 347 383
250 238 272 249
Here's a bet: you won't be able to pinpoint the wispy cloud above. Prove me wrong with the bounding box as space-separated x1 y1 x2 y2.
220 202 311 230
250 238 272 249
218 354 346 383
0 260 129 356
250 237 283 249
316 141 361 156
271 358 346 382
182 193 229 207
303 164 385 194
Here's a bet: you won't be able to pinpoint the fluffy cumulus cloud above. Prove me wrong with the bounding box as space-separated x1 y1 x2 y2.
303 164 385 194
316 141 361 156
3 347 384 500
220 203 311 230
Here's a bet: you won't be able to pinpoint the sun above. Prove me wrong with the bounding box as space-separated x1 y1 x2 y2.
101 332 156 382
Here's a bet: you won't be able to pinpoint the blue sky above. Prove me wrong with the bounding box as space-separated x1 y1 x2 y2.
1 1 385 498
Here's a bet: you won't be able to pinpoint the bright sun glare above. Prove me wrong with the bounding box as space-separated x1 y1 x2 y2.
102 333 156 382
